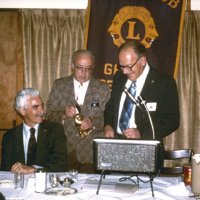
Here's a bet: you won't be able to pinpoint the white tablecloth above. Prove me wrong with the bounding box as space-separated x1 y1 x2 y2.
0 171 195 200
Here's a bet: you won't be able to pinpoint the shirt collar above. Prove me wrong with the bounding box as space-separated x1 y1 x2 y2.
127 63 150 86
73 78 90 88
136 63 150 84
23 123 39 135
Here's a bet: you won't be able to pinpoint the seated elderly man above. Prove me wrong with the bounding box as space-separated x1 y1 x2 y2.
1 88 68 174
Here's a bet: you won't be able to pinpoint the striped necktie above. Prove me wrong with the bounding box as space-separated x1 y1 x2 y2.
119 81 137 133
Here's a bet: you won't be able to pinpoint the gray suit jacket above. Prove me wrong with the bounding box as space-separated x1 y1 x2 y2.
1 120 68 172
46 75 110 163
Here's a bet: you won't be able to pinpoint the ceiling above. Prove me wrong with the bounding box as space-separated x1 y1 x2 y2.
0 0 199 10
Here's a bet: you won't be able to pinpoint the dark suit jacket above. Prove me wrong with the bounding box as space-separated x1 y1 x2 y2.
46 75 110 164
1 120 68 172
104 67 180 141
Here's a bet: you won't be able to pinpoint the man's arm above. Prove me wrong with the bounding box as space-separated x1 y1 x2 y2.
1 131 34 173
153 76 180 138
1 132 13 171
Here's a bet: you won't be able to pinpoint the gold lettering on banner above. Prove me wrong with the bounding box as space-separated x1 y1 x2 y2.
108 6 159 48
161 0 180 8
104 63 118 75
127 21 140 40
100 79 113 89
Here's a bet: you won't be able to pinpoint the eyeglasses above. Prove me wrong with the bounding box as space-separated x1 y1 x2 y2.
75 65 93 73
118 56 142 71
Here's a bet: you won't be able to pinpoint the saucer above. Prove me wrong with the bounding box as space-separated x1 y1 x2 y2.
45 187 77 196
0 179 14 187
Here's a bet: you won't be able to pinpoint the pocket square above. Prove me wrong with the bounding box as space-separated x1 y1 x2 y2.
91 102 99 108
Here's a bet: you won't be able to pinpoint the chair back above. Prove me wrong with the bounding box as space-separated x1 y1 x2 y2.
160 149 194 175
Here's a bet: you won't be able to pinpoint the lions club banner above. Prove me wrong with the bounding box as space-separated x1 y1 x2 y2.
85 0 186 86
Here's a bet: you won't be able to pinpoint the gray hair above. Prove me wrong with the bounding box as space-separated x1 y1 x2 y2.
14 88 40 112
72 49 95 67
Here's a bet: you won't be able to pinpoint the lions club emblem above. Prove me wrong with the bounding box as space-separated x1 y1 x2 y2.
108 6 159 48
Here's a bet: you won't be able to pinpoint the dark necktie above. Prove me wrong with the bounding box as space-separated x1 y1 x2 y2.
119 81 137 133
27 127 37 166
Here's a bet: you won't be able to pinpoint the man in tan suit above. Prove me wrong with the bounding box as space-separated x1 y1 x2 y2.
46 50 110 172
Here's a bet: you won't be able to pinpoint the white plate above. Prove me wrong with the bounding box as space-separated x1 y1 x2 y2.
45 187 77 195
0 179 14 187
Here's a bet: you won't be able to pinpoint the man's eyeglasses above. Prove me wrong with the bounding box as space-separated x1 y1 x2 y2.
118 56 142 71
75 65 93 73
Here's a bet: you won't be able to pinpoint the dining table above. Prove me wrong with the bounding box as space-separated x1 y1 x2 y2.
0 171 196 200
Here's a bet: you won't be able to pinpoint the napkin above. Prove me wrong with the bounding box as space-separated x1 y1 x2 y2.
164 182 189 196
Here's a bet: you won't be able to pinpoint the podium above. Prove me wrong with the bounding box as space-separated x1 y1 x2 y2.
93 138 161 197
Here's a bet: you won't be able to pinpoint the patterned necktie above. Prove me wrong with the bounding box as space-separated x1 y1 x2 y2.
27 127 37 166
119 81 137 133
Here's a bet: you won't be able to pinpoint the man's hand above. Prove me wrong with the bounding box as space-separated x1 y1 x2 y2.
80 117 93 130
104 125 115 138
123 128 141 139
11 162 35 174
65 106 77 118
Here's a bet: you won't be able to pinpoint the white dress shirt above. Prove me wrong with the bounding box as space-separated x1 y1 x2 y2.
74 78 89 106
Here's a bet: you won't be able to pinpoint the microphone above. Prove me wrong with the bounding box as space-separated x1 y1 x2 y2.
123 87 141 108
123 87 155 139
138 96 155 140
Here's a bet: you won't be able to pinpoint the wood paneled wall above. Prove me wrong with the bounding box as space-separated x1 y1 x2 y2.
0 10 24 165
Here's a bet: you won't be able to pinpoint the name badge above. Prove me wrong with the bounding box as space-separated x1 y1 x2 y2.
146 102 157 111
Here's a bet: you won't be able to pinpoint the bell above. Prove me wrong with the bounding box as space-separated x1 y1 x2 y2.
74 113 92 138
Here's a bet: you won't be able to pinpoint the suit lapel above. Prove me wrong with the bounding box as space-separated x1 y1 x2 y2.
15 125 26 163
36 122 48 158
136 67 156 121
84 78 96 106
67 76 76 105
115 73 127 108
140 68 156 97
60 76 76 107
37 122 48 143
113 72 127 128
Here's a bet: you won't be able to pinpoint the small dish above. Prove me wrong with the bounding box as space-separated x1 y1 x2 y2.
44 187 77 196
0 179 14 187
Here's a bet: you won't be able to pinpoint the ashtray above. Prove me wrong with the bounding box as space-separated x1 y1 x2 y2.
44 187 77 196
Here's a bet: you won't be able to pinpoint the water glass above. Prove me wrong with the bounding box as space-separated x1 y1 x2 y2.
69 169 78 183
14 172 24 189
49 174 59 188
